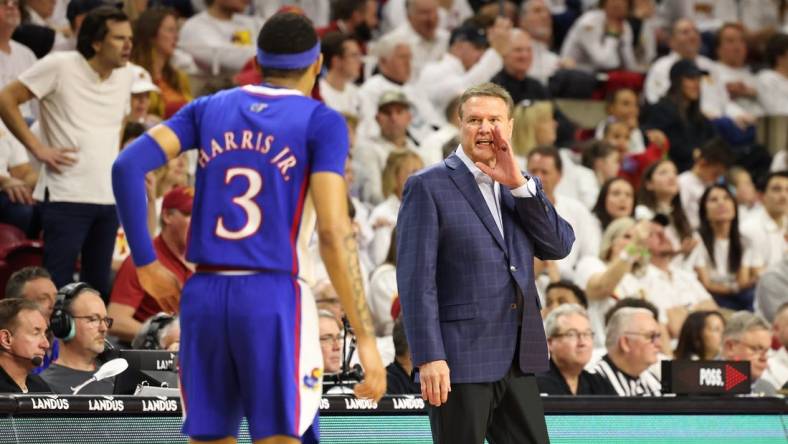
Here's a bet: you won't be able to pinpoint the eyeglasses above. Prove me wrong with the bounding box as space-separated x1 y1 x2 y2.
319 334 342 345
72 315 114 329
553 329 595 341
732 340 769 357
624 331 661 343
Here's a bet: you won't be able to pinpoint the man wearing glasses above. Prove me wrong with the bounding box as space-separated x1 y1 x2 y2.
40 286 115 394
721 311 777 395
592 307 663 396
537 304 615 395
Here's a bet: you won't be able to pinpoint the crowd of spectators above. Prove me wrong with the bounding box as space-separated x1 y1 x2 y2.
0 0 787 399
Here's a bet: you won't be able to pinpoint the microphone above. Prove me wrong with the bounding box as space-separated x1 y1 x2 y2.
0 348 43 366
70 358 129 395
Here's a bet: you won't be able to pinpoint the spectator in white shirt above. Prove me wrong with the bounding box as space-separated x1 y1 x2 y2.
756 33 788 116
721 311 777 395
727 167 761 222
657 0 737 35
383 0 449 79
418 95 461 167
0 7 134 299
23 0 71 51
254 0 330 28
518 0 566 84
703 23 762 122
381 0 473 33
755 256 788 324
319 32 363 116
574 217 651 348
591 176 635 235
368 228 399 337
637 220 717 338
177 0 262 75
527 146 601 281
355 91 419 205
0 0 36 119
761 303 788 391
693 184 763 312
677 138 732 230
368 150 423 266
417 18 511 118
560 0 642 73
636 159 697 264
740 171 788 269
358 33 442 142
644 18 716 105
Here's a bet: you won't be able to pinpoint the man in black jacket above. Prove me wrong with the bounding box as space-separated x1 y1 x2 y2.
537 304 615 395
386 317 420 395
0 298 52 393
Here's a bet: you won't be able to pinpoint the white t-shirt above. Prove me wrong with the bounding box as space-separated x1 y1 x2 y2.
555 194 601 281
178 11 262 74
689 237 763 287
319 78 361 117
368 194 401 266
574 255 648 348
0 121 29 175
756 69 788 116
383 21 449 80
19 52 133 204
368 263 398 337
0 41 37 119
677 171 707 231
636 264 713 323
771 150 787 173
740 206 788 268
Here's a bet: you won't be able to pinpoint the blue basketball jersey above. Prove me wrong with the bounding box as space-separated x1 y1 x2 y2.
164 84 348 277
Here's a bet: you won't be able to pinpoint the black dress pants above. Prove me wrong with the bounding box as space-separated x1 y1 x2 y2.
427 365 550 444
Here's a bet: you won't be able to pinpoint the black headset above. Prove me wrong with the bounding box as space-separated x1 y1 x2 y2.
141 313 176 350
50 282 93 341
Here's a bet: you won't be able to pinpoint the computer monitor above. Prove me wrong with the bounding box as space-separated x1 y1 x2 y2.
113 350 179 395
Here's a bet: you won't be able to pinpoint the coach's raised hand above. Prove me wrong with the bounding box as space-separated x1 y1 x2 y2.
475 125 527 189
137 261 182 313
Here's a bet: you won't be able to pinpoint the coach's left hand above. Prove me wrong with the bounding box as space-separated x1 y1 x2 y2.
353 336 386 402
475 125 526 189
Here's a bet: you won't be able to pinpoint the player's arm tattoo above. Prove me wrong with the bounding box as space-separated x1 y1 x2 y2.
343 232 375 338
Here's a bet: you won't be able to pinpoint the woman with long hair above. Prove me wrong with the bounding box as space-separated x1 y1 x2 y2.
693 184 763 311
131 7 193 119
636 159 696 264
592 177 635 232
674 311 725 360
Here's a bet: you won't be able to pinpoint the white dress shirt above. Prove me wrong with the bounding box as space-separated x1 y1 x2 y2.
555 194 601 280
756 69 788 116
560 10 640 73
636 264 713 323
677 171 707 230
529 41 561 86
455 145 536 239
384 21 449 79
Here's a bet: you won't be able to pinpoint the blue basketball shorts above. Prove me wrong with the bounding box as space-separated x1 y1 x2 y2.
178 272 323 441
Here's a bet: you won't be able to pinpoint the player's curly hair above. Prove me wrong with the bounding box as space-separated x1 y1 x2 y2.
257 12 319 80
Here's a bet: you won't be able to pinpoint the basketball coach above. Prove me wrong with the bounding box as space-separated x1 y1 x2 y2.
396 82 575 444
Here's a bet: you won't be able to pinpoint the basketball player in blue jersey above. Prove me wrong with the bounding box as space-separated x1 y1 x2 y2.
111 13 385 444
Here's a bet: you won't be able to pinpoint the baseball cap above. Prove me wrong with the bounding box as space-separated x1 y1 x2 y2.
162 186 194 214
669 59 708 85
130 64 160 94
377 90 411 109
449 23 488 48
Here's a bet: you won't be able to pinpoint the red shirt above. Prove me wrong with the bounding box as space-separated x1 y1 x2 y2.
110 235 192 321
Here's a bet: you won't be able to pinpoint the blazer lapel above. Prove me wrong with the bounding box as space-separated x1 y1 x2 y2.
445 153 508 255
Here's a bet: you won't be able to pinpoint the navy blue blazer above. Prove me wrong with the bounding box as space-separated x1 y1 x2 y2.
396 153 575 383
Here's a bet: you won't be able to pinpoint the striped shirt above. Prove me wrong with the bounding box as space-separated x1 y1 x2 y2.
591 354 662 396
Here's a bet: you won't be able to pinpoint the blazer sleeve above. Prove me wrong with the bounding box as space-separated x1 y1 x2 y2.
513 176 575 260
395 174 445 366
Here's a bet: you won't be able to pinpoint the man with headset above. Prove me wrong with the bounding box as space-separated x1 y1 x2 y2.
40 282 115 394
131 313 180 351
0 298 52 393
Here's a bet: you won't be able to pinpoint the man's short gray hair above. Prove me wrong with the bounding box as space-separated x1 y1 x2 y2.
544 303 589 338
605 307 654 349
458 82 515 120
318 309 342 330
722 311 770 341
374 32 411 59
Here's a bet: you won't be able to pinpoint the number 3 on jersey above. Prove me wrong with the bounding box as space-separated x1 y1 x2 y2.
215 167 262 240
